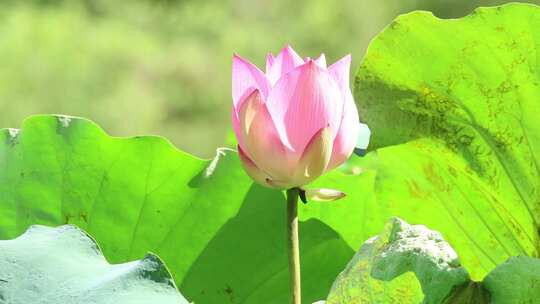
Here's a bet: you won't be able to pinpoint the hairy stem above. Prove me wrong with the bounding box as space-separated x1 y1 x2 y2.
286 188 301 304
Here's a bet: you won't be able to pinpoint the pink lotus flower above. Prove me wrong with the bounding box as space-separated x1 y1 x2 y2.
232 45 369 190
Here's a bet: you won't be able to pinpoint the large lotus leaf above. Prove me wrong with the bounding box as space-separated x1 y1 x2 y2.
349 2 540 279
0 115 357 304
0 224 189 304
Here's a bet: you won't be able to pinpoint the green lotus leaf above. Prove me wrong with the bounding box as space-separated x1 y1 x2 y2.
324 218 469 304
483 256 540 303
351 2 540 279
0 224 189 304
0 115 356 304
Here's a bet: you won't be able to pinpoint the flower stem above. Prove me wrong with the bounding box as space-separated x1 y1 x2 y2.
286 188 301 304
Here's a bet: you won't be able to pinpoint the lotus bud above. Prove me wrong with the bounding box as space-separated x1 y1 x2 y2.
232 45 370 189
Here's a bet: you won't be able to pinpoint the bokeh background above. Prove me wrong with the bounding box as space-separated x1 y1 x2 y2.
2 0 539 157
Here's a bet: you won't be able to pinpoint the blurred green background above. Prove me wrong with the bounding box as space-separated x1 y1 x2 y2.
1 0 539 158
